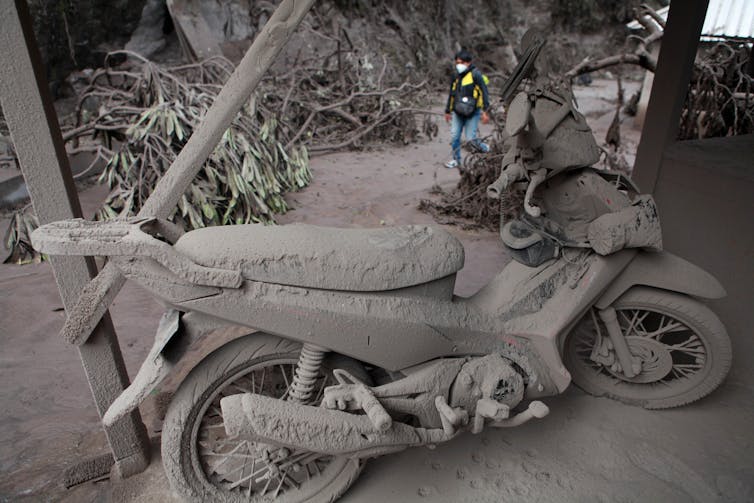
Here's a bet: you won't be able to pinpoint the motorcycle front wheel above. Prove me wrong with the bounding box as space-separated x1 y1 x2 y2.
564 287 732 409
161 333 364 502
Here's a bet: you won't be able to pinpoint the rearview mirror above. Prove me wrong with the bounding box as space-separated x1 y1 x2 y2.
505 92 531 137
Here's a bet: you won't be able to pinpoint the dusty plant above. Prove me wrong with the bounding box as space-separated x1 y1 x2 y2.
88 53 312 228
3 53 312 262
3 209 41 265
5 47 435 262
82 51 434 222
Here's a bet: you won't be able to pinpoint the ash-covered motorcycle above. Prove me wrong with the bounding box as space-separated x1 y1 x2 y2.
32 82 731 502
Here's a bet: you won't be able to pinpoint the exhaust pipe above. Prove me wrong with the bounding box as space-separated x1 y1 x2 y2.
220 393 448 458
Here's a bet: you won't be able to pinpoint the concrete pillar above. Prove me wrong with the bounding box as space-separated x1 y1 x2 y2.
632 0 709 192
0 0 150 477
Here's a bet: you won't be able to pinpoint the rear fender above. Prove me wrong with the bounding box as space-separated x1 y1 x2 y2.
102 309 180 427
101 310 240 427
594 251 726 310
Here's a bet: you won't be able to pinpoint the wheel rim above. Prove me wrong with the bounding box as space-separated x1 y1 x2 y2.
190 358 338 500
568 306 711 399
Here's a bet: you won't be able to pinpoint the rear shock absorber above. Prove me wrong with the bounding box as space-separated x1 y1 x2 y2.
288 343 327 404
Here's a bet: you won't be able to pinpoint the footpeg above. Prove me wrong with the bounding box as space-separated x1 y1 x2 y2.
323 369 393 432
491 401 549 428
472 398 510 434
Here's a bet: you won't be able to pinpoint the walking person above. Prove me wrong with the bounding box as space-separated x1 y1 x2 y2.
444 50 490 169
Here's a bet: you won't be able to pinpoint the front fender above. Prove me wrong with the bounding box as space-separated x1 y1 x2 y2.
594 251 726 310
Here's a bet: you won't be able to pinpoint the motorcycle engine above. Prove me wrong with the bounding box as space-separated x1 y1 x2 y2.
449 354 526 415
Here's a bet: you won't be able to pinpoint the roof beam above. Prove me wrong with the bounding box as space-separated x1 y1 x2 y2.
633 0 710 192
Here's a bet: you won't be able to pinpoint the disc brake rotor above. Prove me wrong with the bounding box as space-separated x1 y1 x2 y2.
607 336 673 384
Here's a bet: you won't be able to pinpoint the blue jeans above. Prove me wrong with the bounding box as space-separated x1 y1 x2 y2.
450 110 484 162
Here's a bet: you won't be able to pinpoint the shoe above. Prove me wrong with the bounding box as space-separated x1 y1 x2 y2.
469 141 490 153
444 159 459 169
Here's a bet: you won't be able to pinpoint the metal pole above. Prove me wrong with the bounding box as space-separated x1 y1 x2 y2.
57 0 317 346
0 0 150 477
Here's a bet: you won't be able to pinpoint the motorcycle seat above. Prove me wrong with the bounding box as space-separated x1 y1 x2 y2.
173 223 465 291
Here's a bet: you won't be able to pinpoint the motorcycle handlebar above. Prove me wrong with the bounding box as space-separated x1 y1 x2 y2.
487 162 527 200
486 174 509 200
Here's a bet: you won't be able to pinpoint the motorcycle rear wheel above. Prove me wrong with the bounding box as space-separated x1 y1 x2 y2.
564 287 732 409
161 333 364 502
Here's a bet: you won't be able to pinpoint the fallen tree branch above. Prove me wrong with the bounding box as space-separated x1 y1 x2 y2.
565 6 662 77
566 53 655 78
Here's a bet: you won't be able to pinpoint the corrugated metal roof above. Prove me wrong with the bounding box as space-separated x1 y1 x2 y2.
627 0 754 41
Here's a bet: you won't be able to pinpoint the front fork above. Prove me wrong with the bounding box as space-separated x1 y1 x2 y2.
590 306 642 378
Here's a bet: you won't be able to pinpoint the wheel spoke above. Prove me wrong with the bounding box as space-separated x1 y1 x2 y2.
669 367 692 379
674 363 704 370
670 347 706 357
591 309 603 340
644 320 686 339
311 458 321 475
247 460 255 497
620 309 650 337
279 364 294 400
661 322 687 334
618 309 639 334
227 457 274 490
272 469 290 498
632 310 653 336
279 451 318 470
208 440 248 475
284 471 300 490
259 472 274 496
230 382 253 394
219 449 256 483
191 357 342 500
667 337 702 350
280 364 291 389
665 335 706 359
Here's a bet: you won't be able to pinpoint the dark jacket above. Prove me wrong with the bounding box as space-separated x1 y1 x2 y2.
445 65 490 114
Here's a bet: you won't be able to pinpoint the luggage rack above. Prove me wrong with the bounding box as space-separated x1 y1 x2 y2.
31 217 243 288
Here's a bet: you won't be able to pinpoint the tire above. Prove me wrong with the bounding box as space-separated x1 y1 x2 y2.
564 287 732 409
161 333 364 502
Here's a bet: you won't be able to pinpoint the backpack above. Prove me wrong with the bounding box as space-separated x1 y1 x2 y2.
452 71 489 117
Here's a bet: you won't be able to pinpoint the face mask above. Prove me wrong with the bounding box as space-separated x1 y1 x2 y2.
455 63 468 74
